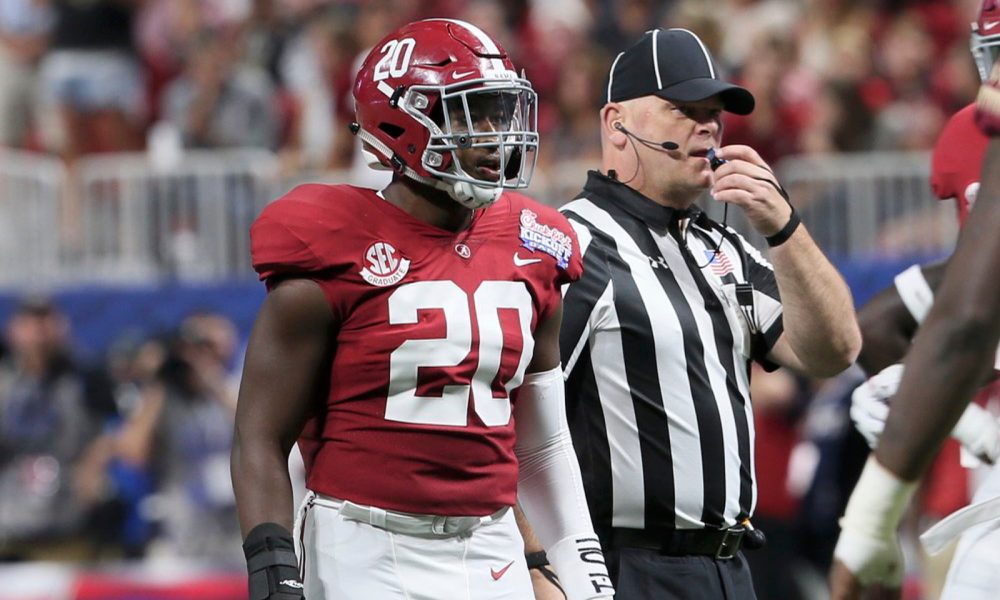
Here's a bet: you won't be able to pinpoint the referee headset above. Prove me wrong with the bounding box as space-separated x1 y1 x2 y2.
610 120 730 266
611 119 771 353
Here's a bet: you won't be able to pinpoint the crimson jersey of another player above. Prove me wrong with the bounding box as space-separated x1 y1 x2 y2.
250 184 583 516
931 103 989 226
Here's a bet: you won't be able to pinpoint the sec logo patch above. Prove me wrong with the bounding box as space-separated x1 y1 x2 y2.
360 241 410 286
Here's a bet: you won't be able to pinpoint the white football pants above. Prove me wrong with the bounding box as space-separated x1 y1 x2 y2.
940 464 1000 600
294 491 533 600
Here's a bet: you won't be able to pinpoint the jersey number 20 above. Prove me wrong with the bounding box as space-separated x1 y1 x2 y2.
385 280 533 427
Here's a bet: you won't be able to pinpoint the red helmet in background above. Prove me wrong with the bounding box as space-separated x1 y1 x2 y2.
352 19 538 209
971 0 1000 82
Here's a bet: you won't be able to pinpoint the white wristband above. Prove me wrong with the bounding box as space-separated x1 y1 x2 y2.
835 457 918 585
893 264 933 324
841 457 917 538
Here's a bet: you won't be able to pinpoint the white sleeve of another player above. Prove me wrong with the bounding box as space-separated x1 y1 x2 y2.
893 264 934 324
513 366 614 600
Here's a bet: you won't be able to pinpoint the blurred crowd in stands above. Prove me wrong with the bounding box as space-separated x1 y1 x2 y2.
0 0 987 174
0 297 245 566
0 1 987 598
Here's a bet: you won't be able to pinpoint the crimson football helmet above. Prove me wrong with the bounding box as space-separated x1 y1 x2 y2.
972 0 1000 81
352 19 538 209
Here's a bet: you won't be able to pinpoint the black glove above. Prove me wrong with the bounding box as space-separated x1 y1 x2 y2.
243 522 305 600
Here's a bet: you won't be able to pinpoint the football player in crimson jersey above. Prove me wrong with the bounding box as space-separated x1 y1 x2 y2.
847 0 1000 513
231 18 614 600
831 2 1000 598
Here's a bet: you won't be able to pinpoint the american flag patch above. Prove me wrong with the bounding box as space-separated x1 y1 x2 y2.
704 249 734 276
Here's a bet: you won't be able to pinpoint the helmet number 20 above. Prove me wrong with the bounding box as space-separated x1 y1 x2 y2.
373 38 416 82
385 280 534 427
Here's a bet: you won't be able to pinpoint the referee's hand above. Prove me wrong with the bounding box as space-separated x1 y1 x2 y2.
709 145 792 237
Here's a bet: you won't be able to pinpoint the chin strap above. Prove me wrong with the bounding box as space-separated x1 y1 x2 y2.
450 178 502 209
355 126 501 209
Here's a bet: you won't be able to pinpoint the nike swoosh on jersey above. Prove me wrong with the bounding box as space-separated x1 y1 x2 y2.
491 561 515 581
513 252 542 266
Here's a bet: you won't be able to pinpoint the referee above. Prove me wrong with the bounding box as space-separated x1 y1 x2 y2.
553 29 861 599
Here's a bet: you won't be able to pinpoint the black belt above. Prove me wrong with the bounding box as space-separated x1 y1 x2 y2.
609 526 747 560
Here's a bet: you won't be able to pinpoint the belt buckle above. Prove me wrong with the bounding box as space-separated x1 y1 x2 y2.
714 528 743 560
430 516 449 535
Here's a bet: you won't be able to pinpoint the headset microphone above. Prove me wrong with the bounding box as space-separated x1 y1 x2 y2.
614 122 679 151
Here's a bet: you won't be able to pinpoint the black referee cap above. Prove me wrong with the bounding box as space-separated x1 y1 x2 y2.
606 28 755 115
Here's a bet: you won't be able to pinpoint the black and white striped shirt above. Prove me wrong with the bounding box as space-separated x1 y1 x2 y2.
560 171 784 533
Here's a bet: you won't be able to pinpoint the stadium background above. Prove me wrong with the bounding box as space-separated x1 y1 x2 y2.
0 0 982 598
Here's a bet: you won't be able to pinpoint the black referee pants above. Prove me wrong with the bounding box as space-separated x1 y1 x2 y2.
606 547 757 600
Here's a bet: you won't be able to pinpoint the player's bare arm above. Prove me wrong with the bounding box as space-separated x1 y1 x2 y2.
851 256 1000 460
527 302 562 373
855 260 995 389
832 142 1000 600
712 144 862 377
855 262 946 373
831 141 1000 600
877 139 1000 482
232 278 332 599
232 277 334 535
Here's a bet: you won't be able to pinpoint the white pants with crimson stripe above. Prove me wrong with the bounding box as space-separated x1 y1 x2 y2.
294 491 533 599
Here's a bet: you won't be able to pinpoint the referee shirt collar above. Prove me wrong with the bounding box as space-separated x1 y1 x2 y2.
583 170 702 230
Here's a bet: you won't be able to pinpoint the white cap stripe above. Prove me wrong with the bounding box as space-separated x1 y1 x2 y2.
606 51 624 103
432 18 506 73
672 28 715 79
377 81 396 99
652 29 663 89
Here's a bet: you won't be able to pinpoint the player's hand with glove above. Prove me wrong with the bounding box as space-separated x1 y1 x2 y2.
851 364 1000 465
976 50 1000 135
850 364 903 448
952 401 1000 465
243 523 305 600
